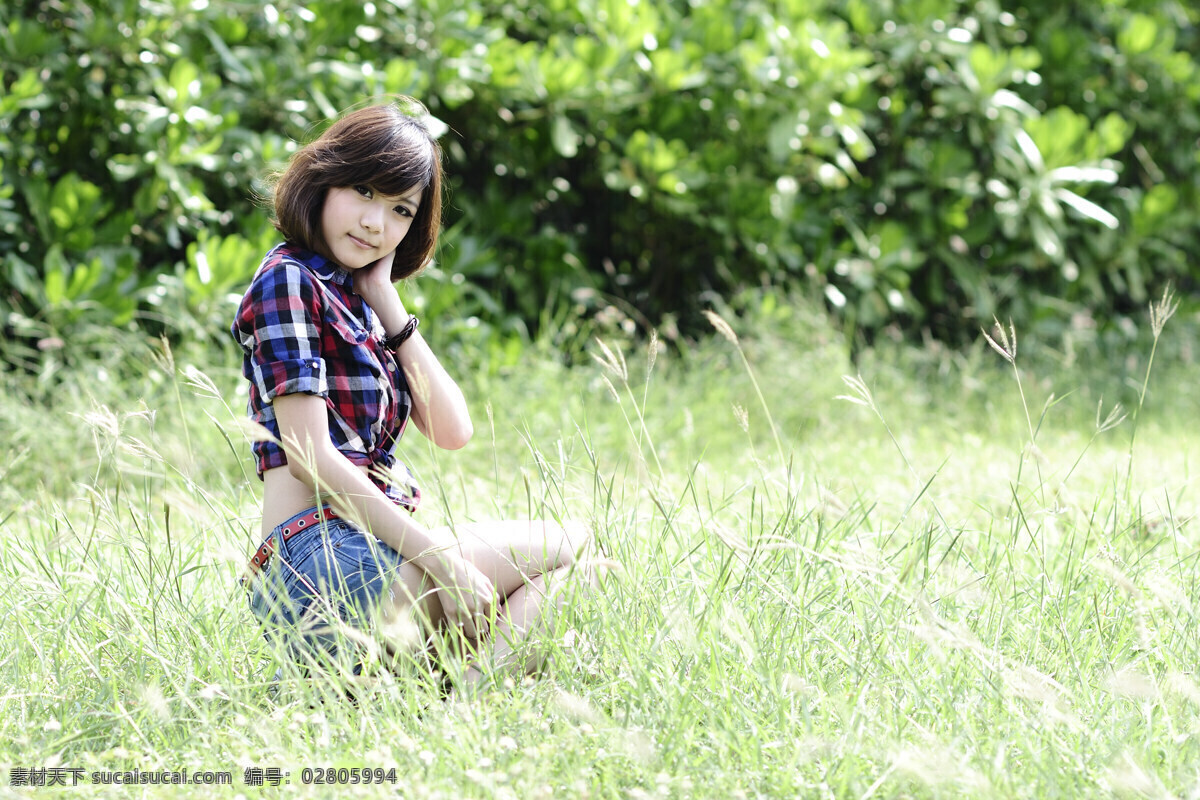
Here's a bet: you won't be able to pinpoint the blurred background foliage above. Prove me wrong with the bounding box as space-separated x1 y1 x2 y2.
1 0 1197 369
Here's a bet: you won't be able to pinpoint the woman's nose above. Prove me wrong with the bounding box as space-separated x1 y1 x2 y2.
361 202 383 232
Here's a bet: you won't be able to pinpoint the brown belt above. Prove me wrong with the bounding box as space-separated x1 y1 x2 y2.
245 507 339 579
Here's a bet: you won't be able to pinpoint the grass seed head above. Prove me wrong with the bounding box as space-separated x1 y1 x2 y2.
1095 399 1127 433
836 374 878 414
591 337 628 382
138 683 171 723
646 328 659 377
1104 667 1159 701
377 612 421 655
1149 284 1178 338
1103 752 1163 797
80 405 121 439
1165 671 1200 706
703 309 739 345
181 364 222 400
233 416 280 444
982 317 1017 364
600 374 621 403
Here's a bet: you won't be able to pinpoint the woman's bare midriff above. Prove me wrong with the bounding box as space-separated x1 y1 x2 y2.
260 463 375 537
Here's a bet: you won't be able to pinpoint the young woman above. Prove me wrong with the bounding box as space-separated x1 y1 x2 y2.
233 98 591 685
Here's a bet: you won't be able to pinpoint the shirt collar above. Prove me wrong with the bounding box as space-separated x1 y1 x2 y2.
284 244 353 288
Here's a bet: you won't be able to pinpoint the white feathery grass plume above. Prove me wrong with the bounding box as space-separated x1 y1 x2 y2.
181 364 222 400
1126 283 1178 499
703 308 738 344
79 405 121 439
709 520 750 555
732 403 749 432
137 683 171 723
376 608 422 656
1104 667 1159 701
983 316 1049 505
231 415 280 444
835 373 878 415
599 374 621 404
1149 284 1178 338
591 336 666 477
1142 570 1195 618
697 307 787 475
591 337 628 382
781 673 815 695
552 689 657 763
1093 552 1137 593
118 436 165 464
1164 671 1200 707
646 328 659 378
1102 752 1167 798
815 484 849 519
982 317 1016 364
662 602 702 653
1095 399 1127 434
892 746 992 797
405 359 432 406
912 597 1079 729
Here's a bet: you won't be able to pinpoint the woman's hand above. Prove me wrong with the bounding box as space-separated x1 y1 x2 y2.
352 250 405 316
426 554 495 640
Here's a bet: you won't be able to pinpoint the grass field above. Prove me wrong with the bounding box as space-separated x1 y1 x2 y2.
1 292 1197 798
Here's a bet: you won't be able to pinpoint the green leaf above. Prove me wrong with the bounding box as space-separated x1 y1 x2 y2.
1118 13 1158 56
47 173 107 251
1053 188 1119 229
1029 214 1063 261
551 115 580 158
43 246 68 305
168 59 201 108
0 69 49 113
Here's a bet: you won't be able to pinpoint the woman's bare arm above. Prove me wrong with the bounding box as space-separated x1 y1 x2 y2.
272 392 492 635
353 255 473 450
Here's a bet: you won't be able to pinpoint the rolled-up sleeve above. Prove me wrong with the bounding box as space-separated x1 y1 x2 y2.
234 259 328 402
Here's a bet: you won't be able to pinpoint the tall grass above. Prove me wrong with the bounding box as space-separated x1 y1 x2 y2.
0 292 1197 798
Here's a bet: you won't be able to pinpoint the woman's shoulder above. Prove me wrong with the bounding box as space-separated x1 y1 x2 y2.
256 242 313 276
234 244 325 326
247 244 327 294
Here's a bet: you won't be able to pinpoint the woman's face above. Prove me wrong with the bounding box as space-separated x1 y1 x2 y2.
320 184 423 270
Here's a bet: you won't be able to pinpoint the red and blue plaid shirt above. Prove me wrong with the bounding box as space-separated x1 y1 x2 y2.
231 243 420 510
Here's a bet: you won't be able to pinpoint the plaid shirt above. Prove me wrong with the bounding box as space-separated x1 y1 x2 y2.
231 243 420 510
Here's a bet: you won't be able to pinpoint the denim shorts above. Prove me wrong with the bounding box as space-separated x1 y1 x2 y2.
246 507 404 665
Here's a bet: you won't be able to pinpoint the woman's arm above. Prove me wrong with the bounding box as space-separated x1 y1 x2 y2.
273 392 493 636
390 324 474 449
353 256 473 450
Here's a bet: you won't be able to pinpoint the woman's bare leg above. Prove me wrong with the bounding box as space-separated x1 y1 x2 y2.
385 518 596 683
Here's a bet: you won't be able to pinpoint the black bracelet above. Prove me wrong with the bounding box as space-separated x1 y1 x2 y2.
384 315 420 350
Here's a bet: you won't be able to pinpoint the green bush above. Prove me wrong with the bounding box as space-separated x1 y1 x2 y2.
1 0 1196 358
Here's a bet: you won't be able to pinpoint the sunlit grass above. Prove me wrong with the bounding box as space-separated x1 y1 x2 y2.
0 294 1197 798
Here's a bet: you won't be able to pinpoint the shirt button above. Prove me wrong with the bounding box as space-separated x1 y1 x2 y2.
387 363 396 372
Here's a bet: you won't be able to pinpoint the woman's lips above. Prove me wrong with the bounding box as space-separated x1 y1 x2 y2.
348 234 375 250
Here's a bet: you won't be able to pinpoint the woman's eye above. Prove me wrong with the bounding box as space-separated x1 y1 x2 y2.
394 205 412 217
354 185 372 198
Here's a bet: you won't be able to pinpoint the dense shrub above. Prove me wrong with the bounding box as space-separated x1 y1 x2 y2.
0 0 1196 360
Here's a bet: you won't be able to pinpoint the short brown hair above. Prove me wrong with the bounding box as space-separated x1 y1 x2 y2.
272 98 444 280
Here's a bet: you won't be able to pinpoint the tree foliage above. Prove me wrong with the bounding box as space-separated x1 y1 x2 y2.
1 0 1196 356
